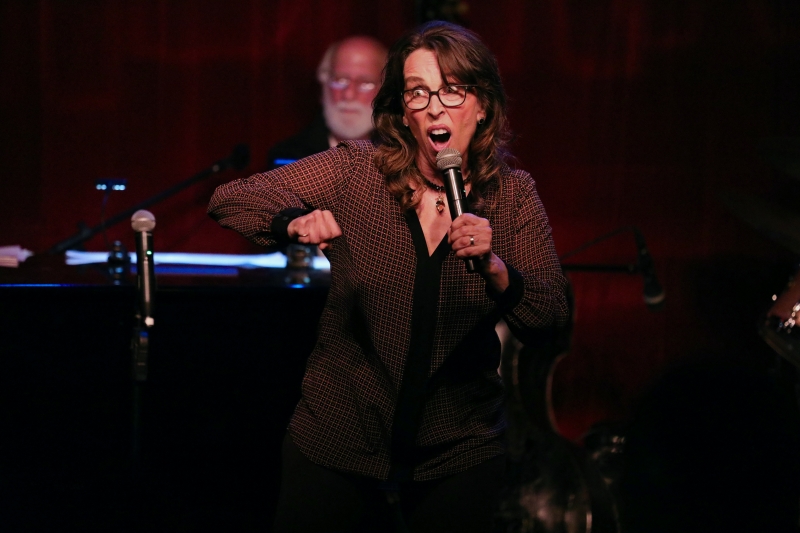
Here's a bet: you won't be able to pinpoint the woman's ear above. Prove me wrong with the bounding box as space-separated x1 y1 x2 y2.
477 100 487 124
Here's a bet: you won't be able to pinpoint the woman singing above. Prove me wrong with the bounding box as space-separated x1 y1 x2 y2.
209 20 569 533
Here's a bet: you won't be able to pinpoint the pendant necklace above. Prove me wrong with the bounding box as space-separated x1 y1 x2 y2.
421 176 446 214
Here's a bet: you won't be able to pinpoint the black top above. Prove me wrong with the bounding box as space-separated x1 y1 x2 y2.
390 211 450 482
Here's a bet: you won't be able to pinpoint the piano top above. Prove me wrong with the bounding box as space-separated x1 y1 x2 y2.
0 250 331 290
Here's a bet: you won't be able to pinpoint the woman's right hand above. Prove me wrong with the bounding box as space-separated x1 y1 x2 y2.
287 209 342 251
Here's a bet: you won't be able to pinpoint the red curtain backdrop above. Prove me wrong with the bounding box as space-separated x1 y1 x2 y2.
2 0 799 439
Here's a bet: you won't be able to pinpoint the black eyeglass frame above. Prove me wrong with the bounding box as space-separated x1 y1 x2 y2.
401 84 479 110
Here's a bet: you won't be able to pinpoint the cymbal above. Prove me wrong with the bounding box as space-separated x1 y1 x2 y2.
759 137 800 178
718 188 800 255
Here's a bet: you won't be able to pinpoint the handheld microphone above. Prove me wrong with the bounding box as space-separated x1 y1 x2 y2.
633 228 665 310
131 210 156 327
436 148 476 273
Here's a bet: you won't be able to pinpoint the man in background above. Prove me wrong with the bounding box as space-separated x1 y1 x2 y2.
266 35 388 169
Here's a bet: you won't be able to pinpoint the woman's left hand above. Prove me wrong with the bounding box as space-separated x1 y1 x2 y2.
449 213 509 292
449 213 492 262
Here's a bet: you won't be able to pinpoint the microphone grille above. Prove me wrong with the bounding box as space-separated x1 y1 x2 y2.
131 209 156 232
436 147 462 170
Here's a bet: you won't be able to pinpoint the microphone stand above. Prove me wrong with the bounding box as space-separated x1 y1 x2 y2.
47 144 249 255
561 263 640 275
129 212 156 527
560 226 640 275
559 226 665 310
127 308 153 529
131 321 149 480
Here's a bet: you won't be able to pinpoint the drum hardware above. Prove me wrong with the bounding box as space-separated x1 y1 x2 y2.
496 226 655 532
761 269 800 369
720 138 800 369
775 301 800 332
497 311 620 533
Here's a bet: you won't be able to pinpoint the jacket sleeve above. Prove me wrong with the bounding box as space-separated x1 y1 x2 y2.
497 171 570 342
207 142 357 248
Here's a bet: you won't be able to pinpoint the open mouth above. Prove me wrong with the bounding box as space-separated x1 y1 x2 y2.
428 128 451 149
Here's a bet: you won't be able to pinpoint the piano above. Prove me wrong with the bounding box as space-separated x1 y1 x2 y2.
1 251 329 530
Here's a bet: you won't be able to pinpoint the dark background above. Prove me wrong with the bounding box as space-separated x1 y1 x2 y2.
2 0 800 530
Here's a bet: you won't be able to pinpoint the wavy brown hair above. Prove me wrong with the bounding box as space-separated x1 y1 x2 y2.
373 21 512 213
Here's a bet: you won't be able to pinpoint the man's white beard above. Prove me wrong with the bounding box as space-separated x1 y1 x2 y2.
323 93 374 141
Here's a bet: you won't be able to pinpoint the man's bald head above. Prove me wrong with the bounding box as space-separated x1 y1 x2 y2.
317 36 387 85
318 36 388 143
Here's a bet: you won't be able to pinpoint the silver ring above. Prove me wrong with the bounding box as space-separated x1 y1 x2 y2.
469 235 475 246
299 233 309 237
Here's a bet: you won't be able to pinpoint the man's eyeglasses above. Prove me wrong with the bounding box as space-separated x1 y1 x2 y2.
327 76 378 93
402 85 477 110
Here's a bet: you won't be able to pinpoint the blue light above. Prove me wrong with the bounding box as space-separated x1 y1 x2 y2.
95 178 128 191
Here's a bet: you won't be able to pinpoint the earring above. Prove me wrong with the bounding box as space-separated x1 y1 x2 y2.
478 117 485 125
403 121 409 128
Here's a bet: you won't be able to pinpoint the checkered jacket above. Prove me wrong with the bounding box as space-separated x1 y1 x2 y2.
208 140 569 481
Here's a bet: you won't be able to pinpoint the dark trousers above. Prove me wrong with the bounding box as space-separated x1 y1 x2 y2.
272 433 505 533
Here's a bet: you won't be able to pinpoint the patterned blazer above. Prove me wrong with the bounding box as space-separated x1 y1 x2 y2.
208 140 569 481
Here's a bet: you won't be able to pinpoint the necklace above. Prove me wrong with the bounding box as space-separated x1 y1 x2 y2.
420 176 446 214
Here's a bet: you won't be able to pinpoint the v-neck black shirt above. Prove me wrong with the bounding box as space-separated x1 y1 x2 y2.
390 211 451 482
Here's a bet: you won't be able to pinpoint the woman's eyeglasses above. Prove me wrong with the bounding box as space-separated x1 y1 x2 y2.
401 85 477 110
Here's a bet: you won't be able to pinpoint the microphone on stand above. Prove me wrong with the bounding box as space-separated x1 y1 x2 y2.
132 210 156 327
633 228 665 310
130 210 157 467
436 148 476 273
